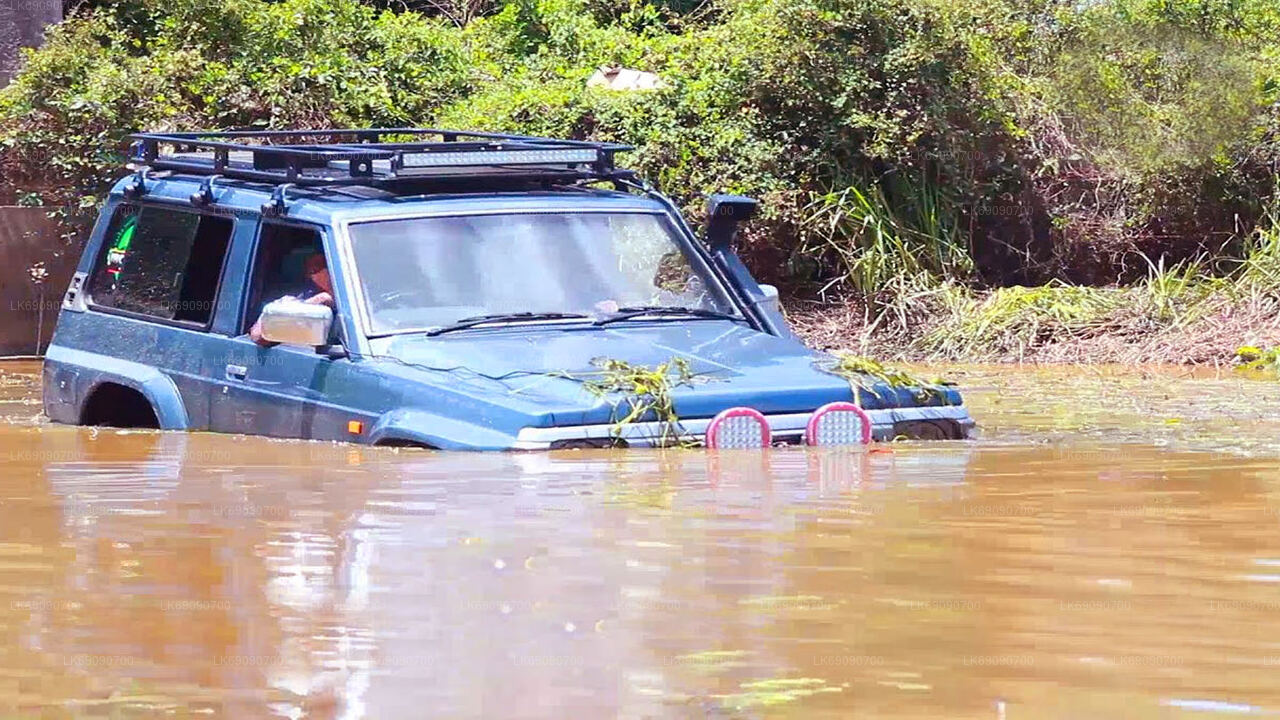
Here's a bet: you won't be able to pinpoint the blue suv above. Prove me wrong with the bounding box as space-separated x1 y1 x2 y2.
42 129 973 450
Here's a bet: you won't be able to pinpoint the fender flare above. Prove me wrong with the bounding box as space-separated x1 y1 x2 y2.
368 408 517 451
46 345 189 430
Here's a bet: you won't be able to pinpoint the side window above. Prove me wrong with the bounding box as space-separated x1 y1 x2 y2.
88 204 233 326
243 223 334 337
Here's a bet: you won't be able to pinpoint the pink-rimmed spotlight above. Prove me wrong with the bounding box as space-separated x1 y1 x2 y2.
705 407 771 449
805 402 872 447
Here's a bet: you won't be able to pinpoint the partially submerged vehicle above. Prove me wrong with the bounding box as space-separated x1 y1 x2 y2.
42 129 973 450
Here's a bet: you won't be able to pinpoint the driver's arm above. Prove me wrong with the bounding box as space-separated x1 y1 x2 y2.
249 315 272 346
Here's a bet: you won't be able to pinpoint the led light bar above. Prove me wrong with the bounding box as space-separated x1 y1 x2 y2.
705 407 771 449
805 402 872 447
400 148 600 169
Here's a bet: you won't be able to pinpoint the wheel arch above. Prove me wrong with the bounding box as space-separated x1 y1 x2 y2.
367 408 518 451
79 381 161 428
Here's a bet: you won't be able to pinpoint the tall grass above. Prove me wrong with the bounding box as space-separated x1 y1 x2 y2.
800 172 974 297
1137 254 1217 326
920 282 1128 361
1234 202 1280 293
888 211 1280 363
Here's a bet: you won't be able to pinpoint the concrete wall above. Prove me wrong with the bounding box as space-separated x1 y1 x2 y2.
0 0 63 87
0 207 84 355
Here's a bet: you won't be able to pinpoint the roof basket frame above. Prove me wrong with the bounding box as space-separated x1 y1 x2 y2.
128 128 634 189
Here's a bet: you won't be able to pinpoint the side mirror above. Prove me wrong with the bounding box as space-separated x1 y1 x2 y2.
705 194 759 250
259 298 334 347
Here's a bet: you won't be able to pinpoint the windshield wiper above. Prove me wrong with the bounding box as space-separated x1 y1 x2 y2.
593 305 744 327
425 312 591 336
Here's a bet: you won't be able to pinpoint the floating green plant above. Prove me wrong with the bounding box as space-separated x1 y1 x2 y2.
1236 345 1280 373
738 594 837 611
714 677 844 710
580 357 700 445
818 354 947 403
675 649 753 675
677 649 752 664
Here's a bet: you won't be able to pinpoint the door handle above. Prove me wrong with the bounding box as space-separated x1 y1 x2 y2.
225 364 248 381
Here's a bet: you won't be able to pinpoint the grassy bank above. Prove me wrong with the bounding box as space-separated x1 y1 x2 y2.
790 220 1280 365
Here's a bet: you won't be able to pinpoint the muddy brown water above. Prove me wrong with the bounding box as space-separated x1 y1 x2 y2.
5 360 1280 718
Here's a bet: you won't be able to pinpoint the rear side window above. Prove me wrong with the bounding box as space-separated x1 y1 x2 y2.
89 204 233 326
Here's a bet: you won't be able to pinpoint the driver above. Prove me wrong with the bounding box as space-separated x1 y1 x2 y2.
249 252 335 346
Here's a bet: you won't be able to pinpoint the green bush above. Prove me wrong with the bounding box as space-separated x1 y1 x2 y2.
1005 0 1280 282
0 0 472 203
441 0 1014 292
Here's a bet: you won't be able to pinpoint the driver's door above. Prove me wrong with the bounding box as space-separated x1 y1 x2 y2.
208 220 340 439
209 337 343 438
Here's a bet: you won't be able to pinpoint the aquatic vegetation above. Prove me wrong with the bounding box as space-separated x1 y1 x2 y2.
713 677 844 711
675 650 753 675
1235 346 1280 373
738 594 838 611
580 357 700 445
819 354 945 403
677 649 752 664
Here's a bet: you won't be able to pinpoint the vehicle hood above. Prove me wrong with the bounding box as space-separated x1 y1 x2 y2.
375 321 959 427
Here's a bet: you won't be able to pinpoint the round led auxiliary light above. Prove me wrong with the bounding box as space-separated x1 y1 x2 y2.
805 402 872 447
705 407 771 449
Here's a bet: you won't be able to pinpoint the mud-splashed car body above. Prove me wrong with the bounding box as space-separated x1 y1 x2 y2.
42 129 973 449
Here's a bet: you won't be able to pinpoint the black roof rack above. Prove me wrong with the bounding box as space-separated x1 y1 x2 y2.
127 128 636 189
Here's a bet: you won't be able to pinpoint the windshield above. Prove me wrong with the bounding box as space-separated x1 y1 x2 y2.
348 212 741 335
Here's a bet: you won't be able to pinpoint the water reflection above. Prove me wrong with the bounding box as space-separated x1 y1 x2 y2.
4 362 1280 718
